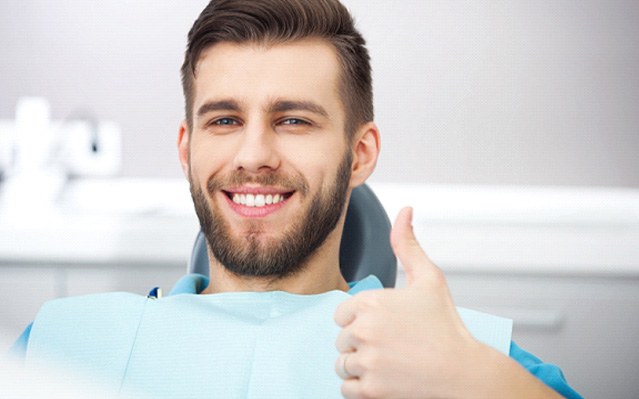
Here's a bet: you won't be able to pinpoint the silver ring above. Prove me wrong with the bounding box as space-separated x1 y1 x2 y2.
337 353 353 379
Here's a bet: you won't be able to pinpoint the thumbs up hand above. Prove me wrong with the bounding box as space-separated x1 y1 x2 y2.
334 207 562 399
334 207 479 398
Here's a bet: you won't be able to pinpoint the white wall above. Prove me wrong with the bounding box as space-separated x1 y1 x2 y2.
1 0 638 185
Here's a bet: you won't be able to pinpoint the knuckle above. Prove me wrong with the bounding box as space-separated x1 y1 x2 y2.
427 266 447 290
355 291 379 308
334 302 355 326
357 291 389 315
349 323 371 344
358 348 383 374
364 349 382 369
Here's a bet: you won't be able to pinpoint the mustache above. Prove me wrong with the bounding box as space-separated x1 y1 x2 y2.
206 170 310 195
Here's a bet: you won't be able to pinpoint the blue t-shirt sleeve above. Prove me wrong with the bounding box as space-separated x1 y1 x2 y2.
8 322 32 359
510 341 583 399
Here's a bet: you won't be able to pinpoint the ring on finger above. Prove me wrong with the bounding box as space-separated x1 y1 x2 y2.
337 352 353 379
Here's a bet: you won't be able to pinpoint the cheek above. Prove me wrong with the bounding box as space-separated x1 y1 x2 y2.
298 158 345 196
283 135 345 164
284 146 325 177
188 140 227 180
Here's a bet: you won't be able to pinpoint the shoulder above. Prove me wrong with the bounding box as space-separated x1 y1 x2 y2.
10 292 146 360
34 291 147 325
36 291 147 321
31 293 146 346
12 274 202 360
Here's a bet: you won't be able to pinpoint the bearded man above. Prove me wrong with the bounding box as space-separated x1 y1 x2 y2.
13 1 581 398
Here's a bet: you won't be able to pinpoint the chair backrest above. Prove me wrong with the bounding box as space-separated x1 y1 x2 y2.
187 184 397 287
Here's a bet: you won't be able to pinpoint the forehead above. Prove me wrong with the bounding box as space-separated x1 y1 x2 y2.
192 39 344 117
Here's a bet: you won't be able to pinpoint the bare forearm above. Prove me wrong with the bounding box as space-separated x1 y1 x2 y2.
463 345 564 399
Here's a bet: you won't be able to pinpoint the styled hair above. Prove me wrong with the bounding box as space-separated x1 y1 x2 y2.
180 0 373 138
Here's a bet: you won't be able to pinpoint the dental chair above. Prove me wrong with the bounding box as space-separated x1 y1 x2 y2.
187 184 397 287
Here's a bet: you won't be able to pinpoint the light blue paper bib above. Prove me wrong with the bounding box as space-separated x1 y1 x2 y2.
26 277 512 398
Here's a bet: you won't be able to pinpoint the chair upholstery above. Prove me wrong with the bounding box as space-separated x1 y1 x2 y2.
187 184 397 287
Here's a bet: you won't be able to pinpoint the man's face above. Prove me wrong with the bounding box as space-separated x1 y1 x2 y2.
182 39 353 278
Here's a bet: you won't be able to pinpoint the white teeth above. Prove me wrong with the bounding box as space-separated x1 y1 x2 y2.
232 193 286 207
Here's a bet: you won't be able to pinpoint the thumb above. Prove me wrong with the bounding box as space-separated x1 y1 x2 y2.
390 207 439 286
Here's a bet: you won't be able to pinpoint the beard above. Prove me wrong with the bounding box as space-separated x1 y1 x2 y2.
189 150 352 279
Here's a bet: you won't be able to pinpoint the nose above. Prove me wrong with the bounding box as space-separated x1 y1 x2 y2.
232 122 280 173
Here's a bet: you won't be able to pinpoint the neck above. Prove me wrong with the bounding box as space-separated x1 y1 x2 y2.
200 228 349 295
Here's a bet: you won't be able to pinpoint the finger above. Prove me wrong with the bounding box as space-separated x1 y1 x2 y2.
340 379 361 399
335 352 358 380
390 207 439 286
335 351 364 380
334 296 359 328
335 324 359 353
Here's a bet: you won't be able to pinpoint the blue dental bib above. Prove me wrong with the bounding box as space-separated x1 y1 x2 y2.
26 275 512 398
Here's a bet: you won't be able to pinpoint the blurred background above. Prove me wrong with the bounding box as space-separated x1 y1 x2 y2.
1 1 638 398
1 0 638 185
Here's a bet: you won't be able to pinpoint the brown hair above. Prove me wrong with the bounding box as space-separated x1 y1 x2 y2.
180 0 373 138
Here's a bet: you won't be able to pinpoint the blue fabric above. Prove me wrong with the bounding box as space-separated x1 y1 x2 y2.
27 288 352 398
27 292 149 392
171 273 514 354
13 273 581 398
8 274 378 360
510 341 583 399
8 321 31 359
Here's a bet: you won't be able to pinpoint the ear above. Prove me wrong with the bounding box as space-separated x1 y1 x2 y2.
177 120 191 179
349 121 380 188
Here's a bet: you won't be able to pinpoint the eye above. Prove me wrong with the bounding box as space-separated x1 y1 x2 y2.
213 117 239 126
280 118 310 126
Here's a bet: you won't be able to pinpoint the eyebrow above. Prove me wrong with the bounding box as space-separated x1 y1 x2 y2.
196 98 330 119
196 99 242 118
268 100 329 118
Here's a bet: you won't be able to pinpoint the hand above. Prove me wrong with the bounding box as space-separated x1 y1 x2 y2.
334 207 563 399
334 207 482 398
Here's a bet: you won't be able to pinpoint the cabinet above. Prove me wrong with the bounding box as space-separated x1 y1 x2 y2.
447 273 639 399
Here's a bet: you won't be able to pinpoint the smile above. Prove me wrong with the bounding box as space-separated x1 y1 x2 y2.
222 188 295 216
230 193 290 207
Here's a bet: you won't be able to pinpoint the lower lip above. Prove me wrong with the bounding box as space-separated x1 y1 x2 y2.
224 194 289 218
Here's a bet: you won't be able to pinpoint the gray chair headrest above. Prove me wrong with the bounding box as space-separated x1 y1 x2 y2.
187 184 397 287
